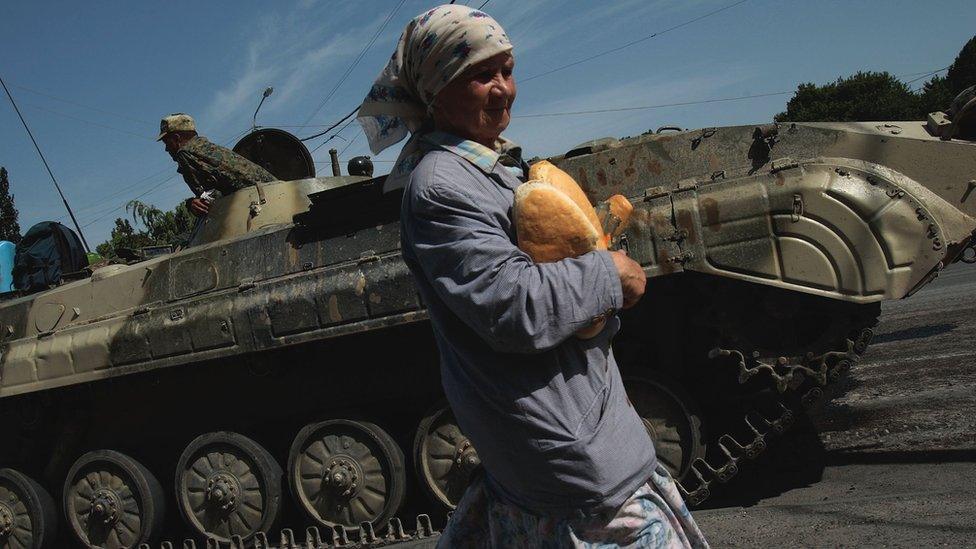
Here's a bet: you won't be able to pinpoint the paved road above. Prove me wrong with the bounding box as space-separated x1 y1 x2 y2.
696 264 976 547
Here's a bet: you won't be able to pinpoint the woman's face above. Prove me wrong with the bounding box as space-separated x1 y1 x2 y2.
432 52 516 147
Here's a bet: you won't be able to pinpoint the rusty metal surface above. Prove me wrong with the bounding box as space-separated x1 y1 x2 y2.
551 121 976 218
552 124 976 301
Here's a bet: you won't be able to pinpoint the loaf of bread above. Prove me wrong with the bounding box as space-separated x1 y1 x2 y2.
514 181 604 263
524 161 607 250
514 160 633 339
605 195 634 238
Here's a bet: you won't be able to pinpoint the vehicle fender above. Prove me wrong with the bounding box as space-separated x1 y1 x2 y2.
668 157 976 303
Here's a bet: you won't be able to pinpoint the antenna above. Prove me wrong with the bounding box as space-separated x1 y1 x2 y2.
0 75 91 252
252 87 274 130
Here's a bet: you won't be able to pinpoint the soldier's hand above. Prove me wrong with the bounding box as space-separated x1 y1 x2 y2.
610 250 646 309
187 198 210 217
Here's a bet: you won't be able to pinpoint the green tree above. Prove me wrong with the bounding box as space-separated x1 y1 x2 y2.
0 167 21 242
126 199 194 245
775 71 921 122
776 36 976 123
919 35 976 114
95 217 151 258
96 200 195 259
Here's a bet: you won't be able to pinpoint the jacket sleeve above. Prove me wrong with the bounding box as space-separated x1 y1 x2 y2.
176 151 217 196
404 173 623 354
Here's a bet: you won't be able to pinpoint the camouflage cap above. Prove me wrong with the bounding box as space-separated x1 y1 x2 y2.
157 113 196 141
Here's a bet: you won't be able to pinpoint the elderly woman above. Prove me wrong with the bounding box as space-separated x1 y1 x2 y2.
358 5 708 548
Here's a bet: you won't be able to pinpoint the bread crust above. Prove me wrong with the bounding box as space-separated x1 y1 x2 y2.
528 161 606 248
607 194 634 231
514 182 600 263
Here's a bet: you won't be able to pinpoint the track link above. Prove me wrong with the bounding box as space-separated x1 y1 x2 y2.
677 326 875 506
135 514 440 548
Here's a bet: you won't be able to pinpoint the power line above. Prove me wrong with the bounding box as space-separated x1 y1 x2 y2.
10 82 154 127
299 0 406 127
478 0 491 9
512 91 792 119
80 171 181 228
257 124 343 128
74 169 177 227
299 106 361 142
898 68 945 79
904 66 949 85
520 0 749 84
70 165 173 216
1 75 91 252
310 114 359 153
316 158 397 164
23 102 155 140
513 66 951 119
81 174 180 229
338 132 361 156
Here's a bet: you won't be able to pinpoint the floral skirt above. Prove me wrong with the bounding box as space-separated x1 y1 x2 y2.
437 464 709 548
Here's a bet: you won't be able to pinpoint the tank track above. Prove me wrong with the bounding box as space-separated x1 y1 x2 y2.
676 325 875 506
135 515 441 548
132 318 873 546
130 314 875 546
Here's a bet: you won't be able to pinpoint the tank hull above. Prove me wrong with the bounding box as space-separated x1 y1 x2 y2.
1 119 974 546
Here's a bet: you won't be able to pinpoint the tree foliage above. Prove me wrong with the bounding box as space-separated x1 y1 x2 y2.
95 218 148 258
95 200 195 259
918 35 976 115
774 71 921 122
0 167 21 242
775 35 975 123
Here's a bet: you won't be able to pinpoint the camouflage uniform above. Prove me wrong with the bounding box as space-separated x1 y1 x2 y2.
172 136 276 197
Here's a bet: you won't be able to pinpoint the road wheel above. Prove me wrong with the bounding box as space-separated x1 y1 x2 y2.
62 450 165 549
288 419 405 531
624 375 706 480
174 432 283 545
0 468 58 549
413 404 479 510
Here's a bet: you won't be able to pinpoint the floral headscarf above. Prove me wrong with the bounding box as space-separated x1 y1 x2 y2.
357 4 513 190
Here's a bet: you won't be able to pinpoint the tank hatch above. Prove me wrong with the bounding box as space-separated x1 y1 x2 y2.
233 128 316 181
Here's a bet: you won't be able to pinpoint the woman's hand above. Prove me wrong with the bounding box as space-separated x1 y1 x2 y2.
609 250 646 309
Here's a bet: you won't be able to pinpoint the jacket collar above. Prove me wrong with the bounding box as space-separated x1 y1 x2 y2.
421 131 525 181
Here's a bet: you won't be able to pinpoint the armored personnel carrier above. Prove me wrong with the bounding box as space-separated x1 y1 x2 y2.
1 97 974 547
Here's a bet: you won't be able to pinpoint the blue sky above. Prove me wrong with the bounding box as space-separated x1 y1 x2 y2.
1 0 974 247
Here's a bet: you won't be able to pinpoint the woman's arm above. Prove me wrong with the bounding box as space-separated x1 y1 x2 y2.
404 173 622 354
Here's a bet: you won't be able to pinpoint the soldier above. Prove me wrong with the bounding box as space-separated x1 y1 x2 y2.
157 113 276 217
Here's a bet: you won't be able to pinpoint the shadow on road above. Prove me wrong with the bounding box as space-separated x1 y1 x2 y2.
696 412 828 510
695 416 976 511
825 448 976 465
871 323 957 344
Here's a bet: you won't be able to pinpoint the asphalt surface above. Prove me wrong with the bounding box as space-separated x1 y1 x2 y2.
695 264 976 547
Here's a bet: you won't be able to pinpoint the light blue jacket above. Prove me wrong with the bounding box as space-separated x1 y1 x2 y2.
400 132 656 516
